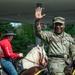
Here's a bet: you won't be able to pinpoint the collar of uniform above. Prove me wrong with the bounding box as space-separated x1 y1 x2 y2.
53 32 65 38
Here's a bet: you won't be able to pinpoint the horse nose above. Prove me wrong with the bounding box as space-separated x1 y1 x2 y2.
42 58 46 66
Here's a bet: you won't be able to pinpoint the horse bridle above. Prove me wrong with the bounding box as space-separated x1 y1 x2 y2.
24 57 44 69
36 46 45 64
24 46 45 68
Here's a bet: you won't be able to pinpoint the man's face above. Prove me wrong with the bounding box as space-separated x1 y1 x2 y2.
8 35 13 41
54 23 65 34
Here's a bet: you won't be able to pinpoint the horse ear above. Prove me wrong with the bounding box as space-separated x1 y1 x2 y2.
37 44 40 48
41 44 44 50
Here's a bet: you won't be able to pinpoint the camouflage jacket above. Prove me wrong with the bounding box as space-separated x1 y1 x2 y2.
34 20 75 59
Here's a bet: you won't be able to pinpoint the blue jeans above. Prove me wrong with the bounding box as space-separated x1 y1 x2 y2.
1 58 18 75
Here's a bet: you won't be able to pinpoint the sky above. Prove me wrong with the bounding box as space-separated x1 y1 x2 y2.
10 22 22 27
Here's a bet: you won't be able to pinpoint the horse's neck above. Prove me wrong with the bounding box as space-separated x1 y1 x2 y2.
25 49 40 63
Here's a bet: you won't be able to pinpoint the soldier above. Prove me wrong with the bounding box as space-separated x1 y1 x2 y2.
34 7 75 75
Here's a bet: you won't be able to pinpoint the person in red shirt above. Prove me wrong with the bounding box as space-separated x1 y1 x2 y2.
0 29 23 75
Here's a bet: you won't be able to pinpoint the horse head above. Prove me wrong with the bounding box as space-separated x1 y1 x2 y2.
19 45 48 75
36 44 48 67
21 44 48 70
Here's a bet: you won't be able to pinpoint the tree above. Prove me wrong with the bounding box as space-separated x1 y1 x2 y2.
12 24 36 55
0 22 75 55
16 24 36 45
65 24 75 37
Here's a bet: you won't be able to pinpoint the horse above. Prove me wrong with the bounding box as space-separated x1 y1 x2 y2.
19 44 48 75
19 66 49 75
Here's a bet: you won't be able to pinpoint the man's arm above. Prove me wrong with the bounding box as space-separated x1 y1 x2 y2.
34 19 42 37
34 7 45 37
69 38 75 60
34 7 52 42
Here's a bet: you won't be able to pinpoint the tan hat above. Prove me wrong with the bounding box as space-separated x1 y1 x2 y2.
53 17 65 24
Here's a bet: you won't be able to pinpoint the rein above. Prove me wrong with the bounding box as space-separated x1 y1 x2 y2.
37 46 44 64
23 46 45 68
24 57 39 65
24 57 44 68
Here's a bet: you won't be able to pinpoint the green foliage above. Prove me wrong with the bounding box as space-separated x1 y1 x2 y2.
64 24 75 36
16 24 36 45
0 22 36 55
0 22 14 33
0 22 74 55
12 35 29 55
12 24 36 55
0 22 14 40
42 23 75 37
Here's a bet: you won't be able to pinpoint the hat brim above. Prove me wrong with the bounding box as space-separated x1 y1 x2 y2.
2 33 16 37
54 21 64 24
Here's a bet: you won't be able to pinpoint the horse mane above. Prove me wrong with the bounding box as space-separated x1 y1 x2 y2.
19 45 48 75
21 45 43 69
25 46 40 62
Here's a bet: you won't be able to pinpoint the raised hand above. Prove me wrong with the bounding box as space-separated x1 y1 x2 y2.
35 7 46 19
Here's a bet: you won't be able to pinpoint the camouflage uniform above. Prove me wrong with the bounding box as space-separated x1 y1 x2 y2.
34 18 75 75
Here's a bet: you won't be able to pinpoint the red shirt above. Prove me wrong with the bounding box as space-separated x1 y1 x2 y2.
0 38 19 59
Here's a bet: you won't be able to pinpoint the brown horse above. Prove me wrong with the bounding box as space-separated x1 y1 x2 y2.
19 66 46 75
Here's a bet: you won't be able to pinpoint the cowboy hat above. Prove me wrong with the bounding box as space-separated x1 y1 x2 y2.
2 29 16 37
